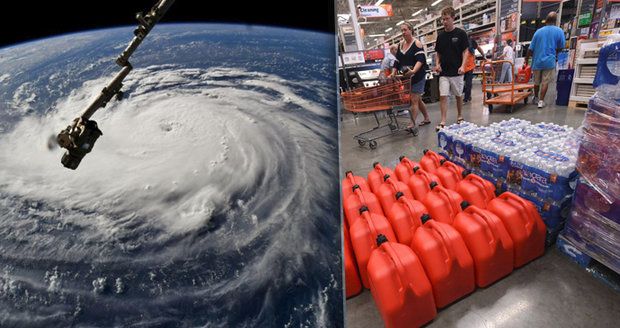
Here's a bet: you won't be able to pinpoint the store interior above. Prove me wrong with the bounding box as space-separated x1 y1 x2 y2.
338 0 620 327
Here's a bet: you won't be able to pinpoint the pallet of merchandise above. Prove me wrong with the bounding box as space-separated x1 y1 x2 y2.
556 235 620 291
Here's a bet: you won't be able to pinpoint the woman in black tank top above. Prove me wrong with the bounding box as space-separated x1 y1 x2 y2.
395 22 431 130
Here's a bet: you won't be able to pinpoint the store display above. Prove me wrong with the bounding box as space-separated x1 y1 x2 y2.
410 219 475 308
344 224 363 298
561 37 620 274
422 183 464 225
456 172 497 209
453 203 514 287
343 186 384 227
376 175 414 214
408 166 443 201
350 207 397 289
420 149 446 173
367 236 437 328
342 171 371 200
386 193 427 246
368 162 397 194
394 156 420 182
487 192 547 268
435 159 466 190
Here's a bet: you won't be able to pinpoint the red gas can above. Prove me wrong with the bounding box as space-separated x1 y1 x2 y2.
422 182 464 225
344 224 362 298
386 191 428 245
350 207 397 289
435 159 465 190
407 166 442 201
516 65 532 83
487 192 546 268
376 175 414 214
453 203 514 287
394 156 420 182
368 234 437 328
343 187 384 227
455 172 496 209
411 219 475 308
420 149 445 174
368 162 396 194
342 171 371 200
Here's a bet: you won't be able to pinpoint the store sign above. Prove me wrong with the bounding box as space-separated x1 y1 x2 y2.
358 4 393 18
363 49 384 62
341 52 366 66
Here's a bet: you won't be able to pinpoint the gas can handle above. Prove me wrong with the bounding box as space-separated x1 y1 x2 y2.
353 187 367 203
466 207 497 246
381 241 414 305
500 192 535 234
402 157 418 173
426 220 455 266
443 162 462 180
385 177 400 194
361 210 381 246
400 197 422 231
434 187 460 219
465 174 492 201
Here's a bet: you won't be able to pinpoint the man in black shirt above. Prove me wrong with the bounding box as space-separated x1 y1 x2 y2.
434 6 470 131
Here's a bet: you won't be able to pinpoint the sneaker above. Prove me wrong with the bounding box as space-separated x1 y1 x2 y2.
537 100 545 108
532 96 539 104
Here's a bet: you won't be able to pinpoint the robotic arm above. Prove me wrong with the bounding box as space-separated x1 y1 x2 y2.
57 0 176 170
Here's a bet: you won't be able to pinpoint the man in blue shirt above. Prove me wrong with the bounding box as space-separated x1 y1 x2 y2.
524 12 565 108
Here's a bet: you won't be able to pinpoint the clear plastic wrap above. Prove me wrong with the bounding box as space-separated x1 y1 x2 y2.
562 37 620 272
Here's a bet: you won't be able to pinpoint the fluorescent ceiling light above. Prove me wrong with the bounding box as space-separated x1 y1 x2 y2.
412 9 423 17
396 20 405 25
374 0 384 5
385 27 393 32
368 34 386 37
431 0 443 6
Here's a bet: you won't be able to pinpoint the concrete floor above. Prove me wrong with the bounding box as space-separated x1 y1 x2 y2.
341 81 620 327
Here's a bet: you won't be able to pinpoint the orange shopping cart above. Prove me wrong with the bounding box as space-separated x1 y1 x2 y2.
341 79 415 149
481 60 535 113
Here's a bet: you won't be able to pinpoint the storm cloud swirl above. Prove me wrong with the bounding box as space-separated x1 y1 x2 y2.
0 65 341 327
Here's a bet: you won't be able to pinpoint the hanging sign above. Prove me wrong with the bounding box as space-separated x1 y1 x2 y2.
358 4 393 18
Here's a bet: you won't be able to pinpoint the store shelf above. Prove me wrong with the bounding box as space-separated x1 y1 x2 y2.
576 58 598 65
468 22 495 34
573 77 594 84
456 7 496 24
569 95 590 102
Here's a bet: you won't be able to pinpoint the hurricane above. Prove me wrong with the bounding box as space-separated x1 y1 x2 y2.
0 24 342 327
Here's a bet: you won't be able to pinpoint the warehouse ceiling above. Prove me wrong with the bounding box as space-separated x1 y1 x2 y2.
336 0 444 47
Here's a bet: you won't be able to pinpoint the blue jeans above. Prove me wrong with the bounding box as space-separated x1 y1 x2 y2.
463 71 473 101
500 62 513 83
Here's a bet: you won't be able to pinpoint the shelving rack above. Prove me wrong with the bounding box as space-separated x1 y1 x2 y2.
569 38 603 109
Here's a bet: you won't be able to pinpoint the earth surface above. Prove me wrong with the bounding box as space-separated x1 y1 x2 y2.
0 24 341 327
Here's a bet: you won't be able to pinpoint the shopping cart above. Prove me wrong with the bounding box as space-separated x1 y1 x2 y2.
481 60 534 113
341 79 414 149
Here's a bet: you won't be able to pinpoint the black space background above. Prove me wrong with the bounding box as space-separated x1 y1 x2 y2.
0 0 336 48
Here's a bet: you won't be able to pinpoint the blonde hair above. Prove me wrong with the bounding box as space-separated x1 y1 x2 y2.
402 21 414 32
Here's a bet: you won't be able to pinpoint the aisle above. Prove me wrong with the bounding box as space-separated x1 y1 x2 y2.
341 81 620 327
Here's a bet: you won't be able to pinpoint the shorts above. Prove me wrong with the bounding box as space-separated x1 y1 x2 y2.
439 76 464 97
533 68 555 85
411 78 426 95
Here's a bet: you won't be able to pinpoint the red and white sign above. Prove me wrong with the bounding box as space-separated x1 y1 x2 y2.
358 4 393 18
364 49 384 61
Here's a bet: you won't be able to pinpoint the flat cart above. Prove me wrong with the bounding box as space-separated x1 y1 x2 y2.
481 60 535 113
341 79 414 149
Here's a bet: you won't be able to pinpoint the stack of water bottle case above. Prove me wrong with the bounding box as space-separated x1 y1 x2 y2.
437 118 580 245
342 150 546 327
